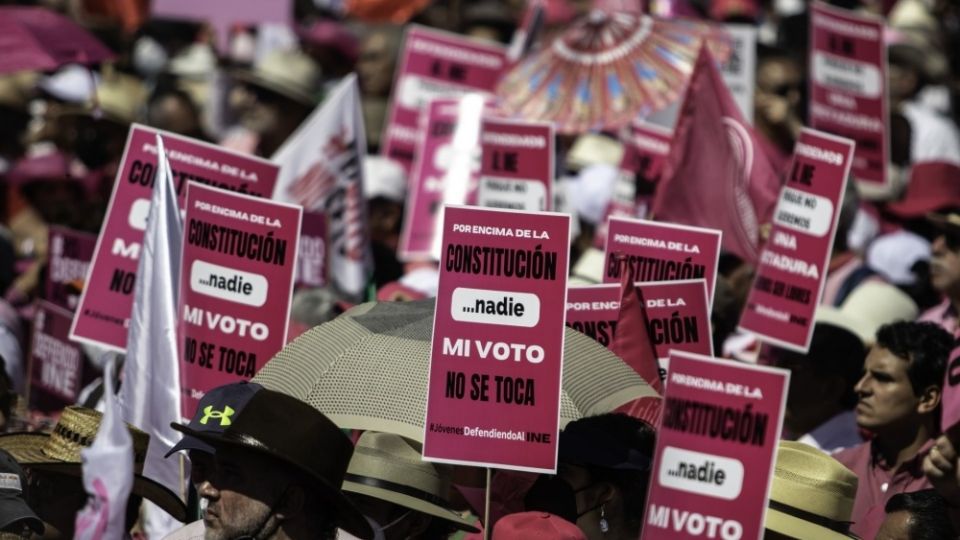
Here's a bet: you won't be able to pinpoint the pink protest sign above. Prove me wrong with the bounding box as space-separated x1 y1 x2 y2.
178 183 301 418
423 205 570 473
45 226 96 312
622 121 673 181
400 98 460 260
604 218 721 304
29 301 92 413
943 345 960 431
641 351 789 540
566 280 713 361
71 124 279 352
295 211 328 289
477 118 554 212
739 129 854 352
382 26 507 172
809 2 887 187
151 0 292 51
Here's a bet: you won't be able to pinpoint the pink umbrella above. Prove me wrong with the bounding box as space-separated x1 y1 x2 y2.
0 7 115 74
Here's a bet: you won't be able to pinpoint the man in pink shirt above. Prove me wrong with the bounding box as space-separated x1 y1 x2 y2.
833 321 953 539
919 211 960 337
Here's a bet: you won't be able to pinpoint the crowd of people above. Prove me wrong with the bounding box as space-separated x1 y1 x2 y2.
1 0 960 538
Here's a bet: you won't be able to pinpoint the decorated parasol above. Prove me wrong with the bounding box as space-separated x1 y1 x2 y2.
496 10 732 134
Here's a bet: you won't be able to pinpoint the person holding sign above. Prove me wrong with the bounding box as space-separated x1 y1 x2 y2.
833 321 953 539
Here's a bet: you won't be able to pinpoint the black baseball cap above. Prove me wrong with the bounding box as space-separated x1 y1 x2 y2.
165 382 263 458
0 449 44 535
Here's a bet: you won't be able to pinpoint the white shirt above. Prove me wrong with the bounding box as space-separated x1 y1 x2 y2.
797 410 864 454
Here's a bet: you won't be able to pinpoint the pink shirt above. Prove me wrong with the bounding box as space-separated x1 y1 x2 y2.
918 299 960 338
833 440 934 540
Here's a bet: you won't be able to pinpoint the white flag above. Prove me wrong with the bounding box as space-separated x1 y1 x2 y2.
75 357 133 539
119 134 186 535
272 74 370 299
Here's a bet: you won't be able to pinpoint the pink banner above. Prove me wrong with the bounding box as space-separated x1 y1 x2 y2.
151 0 292 51
45 226 96 312
739 129 854 352
641 352 789 540
382 26 507 172
603 218 721 304
423 206 570 473
477 118 554 212
178 183 301 418
71 125 279 352
622 121 673 181
809 2 888 187
400 98 459 260
566 280 713 362
295 211 328 289
29 301 92 413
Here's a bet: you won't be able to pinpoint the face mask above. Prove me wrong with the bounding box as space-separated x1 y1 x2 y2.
133 36 169 78
524 475 603 524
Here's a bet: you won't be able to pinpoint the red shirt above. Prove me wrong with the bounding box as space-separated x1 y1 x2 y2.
833 439 934 540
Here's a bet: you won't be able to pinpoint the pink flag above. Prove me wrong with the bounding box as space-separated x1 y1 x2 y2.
611 264 663 427
612 270 663 395
652 47 781 264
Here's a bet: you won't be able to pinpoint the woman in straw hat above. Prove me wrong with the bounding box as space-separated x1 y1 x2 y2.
0 406 186 538
338 431 480 539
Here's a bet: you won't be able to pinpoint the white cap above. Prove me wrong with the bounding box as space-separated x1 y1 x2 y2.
866 230 931 285
363 156 407 203
570 164 619 226
399 267 439 298
39 64 98 104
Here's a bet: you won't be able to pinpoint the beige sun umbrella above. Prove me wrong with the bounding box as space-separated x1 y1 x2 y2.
253 299 657 442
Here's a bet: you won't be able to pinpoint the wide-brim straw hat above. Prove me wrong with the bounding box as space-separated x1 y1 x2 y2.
0 407 187 522
342 432 478 531
231 49 321 107
764 441 858 539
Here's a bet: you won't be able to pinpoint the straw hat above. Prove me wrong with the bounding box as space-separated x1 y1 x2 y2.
565 134 624 171
815 281 918 346
232 49 321 106
0 407 187 522
765 441 858 539
342 432 478 532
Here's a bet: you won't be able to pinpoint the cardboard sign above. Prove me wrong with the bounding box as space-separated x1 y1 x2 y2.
720 24 757 124
295 211 328 289
400 98 461 260
477 118 554 212
622 121 673 182
943 344 960 432
29 301 91 413
641 351 789 540
382 26 507 172
809 2 888 187
178 183 301 418
423 205 570 473
566 280 713 362
151 0 292 51
739 129 854 352
71 125 279 352
45 227 96 312
603 218 721 305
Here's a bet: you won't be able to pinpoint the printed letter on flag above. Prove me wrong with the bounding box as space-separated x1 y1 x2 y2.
272 74 370 300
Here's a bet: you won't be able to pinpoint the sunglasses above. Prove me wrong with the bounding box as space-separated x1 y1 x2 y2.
939 233 960 251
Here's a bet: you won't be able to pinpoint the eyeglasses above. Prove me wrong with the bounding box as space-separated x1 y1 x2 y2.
939 233 960 252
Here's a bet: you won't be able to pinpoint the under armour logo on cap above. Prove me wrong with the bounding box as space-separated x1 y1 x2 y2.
200 405 235 426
